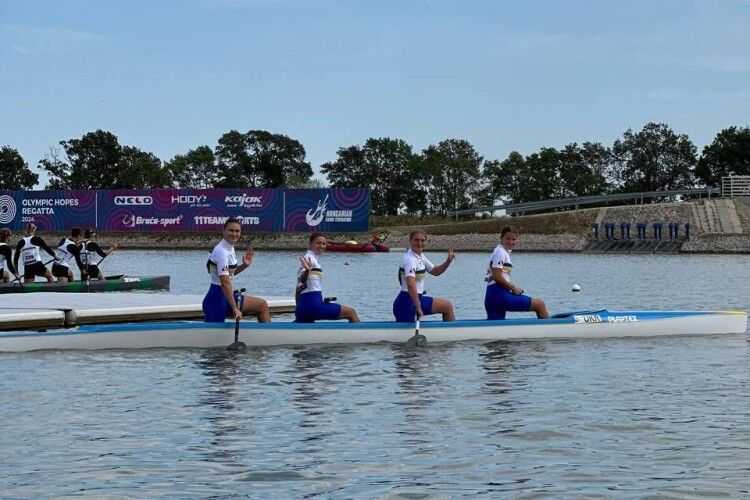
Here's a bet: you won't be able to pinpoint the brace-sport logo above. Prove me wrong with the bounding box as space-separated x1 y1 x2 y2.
0 195 17 224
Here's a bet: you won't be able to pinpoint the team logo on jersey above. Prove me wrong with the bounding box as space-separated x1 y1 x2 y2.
0 195 16 224
306 194 328 226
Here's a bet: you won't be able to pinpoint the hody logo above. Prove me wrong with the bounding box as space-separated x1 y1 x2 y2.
224 194 263 208
306 195 328 226
114 196 153 206
171 195 207 204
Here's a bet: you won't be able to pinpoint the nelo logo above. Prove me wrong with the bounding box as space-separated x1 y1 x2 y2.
114 196 153 206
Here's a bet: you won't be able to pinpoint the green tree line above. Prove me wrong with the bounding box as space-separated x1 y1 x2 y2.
1 123 748 216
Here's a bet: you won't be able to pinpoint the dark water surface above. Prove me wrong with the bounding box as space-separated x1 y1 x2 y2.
1 250 748 497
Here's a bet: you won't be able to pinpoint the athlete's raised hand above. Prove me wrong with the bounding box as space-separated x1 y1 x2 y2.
242 246 255 266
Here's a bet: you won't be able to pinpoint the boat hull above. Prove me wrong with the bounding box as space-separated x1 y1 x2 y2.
0 275 170 294
325 242 389 252
0 310 746 352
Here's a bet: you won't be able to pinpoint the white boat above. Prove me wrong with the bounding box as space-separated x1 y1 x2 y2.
0 310 746 352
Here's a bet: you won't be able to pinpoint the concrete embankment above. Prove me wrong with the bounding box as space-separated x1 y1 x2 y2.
40 199 750 253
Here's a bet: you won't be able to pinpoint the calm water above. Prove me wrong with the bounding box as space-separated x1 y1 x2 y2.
2 249 749 497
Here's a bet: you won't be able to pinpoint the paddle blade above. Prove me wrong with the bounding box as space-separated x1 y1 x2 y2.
227 341 247 353
406 333 427 348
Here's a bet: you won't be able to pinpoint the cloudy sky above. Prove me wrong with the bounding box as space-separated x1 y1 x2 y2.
1 0 748 185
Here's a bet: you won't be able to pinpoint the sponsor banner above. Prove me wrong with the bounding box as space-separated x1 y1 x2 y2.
98 189 284 231
0 190 96 230
284 188 369 232
0 188 369 232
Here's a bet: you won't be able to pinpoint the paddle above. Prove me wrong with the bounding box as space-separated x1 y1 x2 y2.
406 317 427 348
227 287 247 352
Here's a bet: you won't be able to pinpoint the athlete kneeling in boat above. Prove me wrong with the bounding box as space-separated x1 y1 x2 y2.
296 233 360 323
13 223 57 283
81 229 117 281
484 226 549 320
393 229 455 322
203 217 271 323
52 227 85 283
0 228 21 283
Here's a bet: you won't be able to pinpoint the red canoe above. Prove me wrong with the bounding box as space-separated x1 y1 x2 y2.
326 242 390 253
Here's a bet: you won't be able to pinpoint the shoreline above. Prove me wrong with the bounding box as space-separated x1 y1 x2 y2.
36 230 750 254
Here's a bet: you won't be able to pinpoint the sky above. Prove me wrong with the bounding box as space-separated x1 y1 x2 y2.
1 0 749 187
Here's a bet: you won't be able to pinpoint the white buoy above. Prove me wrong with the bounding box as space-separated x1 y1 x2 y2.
571 283 581 292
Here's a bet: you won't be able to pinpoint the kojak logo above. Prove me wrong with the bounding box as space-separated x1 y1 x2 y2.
0 195 17 224
114 195 153 206
224 194 263 208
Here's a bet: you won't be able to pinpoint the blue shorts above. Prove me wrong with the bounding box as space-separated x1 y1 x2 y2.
393 290 434 322
202 283 244 323
484 284 532 320
295 291 341 323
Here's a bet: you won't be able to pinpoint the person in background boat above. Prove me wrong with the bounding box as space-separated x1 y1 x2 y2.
296 232 360 323
52 227 85 283
13 222 57 283
370 230 389 251
484 226 549 320
80 229 117 281
202 217 270 323
393 229 455 322
0 228 21 283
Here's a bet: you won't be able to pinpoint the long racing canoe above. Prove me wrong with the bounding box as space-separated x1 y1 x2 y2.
0 309 746 352
0 275 170 294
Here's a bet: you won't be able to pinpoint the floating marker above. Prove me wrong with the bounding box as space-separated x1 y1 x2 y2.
571 283 581 292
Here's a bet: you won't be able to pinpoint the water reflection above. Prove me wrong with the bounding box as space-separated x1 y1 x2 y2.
193 348 258 463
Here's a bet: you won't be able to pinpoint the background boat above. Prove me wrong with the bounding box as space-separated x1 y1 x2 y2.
0 275 170 294
325 241 390 252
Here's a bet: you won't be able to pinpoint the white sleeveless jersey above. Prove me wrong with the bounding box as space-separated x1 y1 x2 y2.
0 242 7 269
20 236 41 265
207 239 237 286
398 248 434 294
485 244 513 285
297 250 323 295
57 238 77 268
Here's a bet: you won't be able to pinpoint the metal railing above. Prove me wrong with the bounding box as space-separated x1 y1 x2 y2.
722 176 750 197
451 187 720 216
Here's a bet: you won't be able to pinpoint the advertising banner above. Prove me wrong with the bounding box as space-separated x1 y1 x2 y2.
0 190 96 230
97 188 284 231
284 188 369 232
0 188 368 232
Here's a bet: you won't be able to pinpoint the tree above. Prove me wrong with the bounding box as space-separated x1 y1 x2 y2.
695 126 750 186
215 130 312 188
611 123 696 192
321 138 425 215
38 129 169 189
421 139 483 216
117 147 171 188
485 148 562 205
0 146 38 190
558 142 612 197
166 146 219 188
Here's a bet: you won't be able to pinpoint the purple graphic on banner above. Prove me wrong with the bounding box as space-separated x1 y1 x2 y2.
284 188 369 232
0 191 96 230
97 189 284 231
